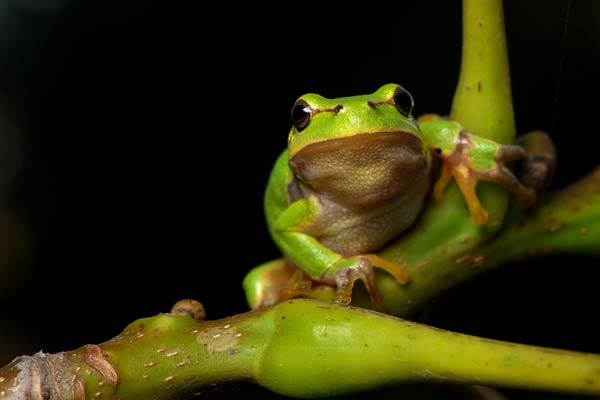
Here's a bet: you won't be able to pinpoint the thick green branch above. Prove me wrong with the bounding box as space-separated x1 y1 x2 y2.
2 299 600 399
481 167 600 264
375 166 600 316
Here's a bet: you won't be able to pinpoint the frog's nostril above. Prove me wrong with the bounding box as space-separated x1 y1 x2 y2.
333 105 343 114
367 101 377 110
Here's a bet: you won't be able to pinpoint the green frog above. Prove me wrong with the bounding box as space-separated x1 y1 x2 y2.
244 84 552 310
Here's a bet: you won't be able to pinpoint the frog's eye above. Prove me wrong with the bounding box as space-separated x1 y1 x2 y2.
291 99 312 132
393 86 414 118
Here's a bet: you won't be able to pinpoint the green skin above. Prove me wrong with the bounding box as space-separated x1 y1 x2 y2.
245 83 536 309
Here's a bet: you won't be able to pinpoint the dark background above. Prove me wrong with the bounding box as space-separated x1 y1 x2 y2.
0 0 598 399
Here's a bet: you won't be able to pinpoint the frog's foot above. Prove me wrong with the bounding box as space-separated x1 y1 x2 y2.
244 260 339 308
434 131 537 225
478 154 536 206
324 257 384 311
516 130 557 194
277 267 316 302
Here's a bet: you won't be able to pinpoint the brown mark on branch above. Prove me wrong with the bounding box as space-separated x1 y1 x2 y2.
83 345 118 387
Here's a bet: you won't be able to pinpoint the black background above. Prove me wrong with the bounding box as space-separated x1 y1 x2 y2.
0 0 599 399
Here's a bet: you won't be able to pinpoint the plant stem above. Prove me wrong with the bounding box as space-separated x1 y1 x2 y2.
376 166 600 316
479 167 600 265
2 299 600 399
451 0 515 144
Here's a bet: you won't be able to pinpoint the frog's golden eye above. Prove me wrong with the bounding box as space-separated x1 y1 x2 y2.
291 99 312 132
393 86 414 118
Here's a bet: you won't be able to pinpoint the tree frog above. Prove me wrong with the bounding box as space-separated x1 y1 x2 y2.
244 84 548 310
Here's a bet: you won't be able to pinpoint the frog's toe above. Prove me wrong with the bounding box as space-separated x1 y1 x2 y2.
362 254 410 285
330 258 384 311
278 270 315 301
433 162 453 201
450 164 490 225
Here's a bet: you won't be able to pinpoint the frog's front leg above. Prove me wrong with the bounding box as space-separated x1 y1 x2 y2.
272 197 408 310
420 120 549 225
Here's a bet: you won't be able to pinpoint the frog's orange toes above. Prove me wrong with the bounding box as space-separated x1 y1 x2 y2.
277 267 316 302
434 158 489 225
452 164 489 226
361 254 410 285
433 161 453 201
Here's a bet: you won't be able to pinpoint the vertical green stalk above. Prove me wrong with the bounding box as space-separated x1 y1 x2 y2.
451 0 515 143
450 0 515 224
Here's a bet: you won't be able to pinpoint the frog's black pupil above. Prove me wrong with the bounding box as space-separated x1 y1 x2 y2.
292 104 308 123
291 101 311 132
394 89 413 117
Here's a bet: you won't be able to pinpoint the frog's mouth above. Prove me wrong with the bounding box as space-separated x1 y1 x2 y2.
289 131 430 209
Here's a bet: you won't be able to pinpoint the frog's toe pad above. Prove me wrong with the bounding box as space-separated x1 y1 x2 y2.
470 205 489 226
331 258 383 310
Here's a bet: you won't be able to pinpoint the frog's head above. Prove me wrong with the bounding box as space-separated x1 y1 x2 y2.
287 84 431 208
287 83 420 156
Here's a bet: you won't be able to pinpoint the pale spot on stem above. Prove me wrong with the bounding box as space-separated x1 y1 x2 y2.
197 326 242 353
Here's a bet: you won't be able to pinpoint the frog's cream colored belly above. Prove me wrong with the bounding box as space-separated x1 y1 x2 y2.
306 175 429 255
289 131 431 255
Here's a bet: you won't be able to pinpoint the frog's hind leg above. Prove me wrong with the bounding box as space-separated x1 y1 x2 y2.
243 259 291 309
479 131 556 205
453 134 543 224
478 162 536 206
277 267 317 302
243 259 337 309
478 134 556 207
456 140 535 223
